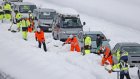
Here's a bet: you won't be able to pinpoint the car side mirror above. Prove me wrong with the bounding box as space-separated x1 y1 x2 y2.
83 22 86 26
34 17 38 20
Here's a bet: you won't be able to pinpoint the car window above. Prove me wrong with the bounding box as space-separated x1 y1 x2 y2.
19 5 36 13
112 44 120 52
84 34 107 41
61 17 82 28
39 12 56 20
121 46 140 54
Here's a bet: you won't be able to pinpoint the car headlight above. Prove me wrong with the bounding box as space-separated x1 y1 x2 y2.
79 30 83 33
61 31 66 34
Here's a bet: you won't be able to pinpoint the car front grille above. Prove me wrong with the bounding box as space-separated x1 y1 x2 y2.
132 61 140 63
131 56 140 57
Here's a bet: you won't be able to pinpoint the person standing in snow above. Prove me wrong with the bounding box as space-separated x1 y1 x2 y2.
63 35 81 52
21 18 30 40
96 34 103 54
15 10 22 31
0 6 4 23
108 51 131 79
83 35 92 55
35 27 47 52
3 1 12 21
28 10 34 20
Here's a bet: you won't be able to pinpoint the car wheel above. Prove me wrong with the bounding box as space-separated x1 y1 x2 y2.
138 70 140 79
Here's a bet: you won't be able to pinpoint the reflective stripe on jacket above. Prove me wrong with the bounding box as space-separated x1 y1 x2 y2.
112 61 129 71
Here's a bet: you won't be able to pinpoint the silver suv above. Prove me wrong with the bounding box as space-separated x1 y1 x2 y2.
52 9 85 41
112 42 140 66
78 31 111 54
33 8 56 32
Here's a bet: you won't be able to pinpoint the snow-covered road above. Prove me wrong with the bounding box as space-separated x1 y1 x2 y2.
0 0 139 79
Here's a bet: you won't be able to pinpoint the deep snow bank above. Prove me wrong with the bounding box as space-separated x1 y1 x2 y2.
45 0 140 30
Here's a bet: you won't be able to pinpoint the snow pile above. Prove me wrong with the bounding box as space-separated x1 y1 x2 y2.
45 0 140 30
0 22 117 79
56 8 79 16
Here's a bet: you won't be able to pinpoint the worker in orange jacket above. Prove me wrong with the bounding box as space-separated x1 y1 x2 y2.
35 27 47 52
100 46 113 66
63 35 81 52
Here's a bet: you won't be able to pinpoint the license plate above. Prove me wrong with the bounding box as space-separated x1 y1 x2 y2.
49 28 52 31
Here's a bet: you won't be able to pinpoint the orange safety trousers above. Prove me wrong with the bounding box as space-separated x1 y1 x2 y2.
65 37 81 52
70 44 80 52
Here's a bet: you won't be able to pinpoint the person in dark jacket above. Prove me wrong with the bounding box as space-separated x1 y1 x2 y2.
96 34 103 54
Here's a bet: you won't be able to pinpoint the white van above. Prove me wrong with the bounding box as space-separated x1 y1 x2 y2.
52 8 85 41
33 8 56 32
12 2 36 23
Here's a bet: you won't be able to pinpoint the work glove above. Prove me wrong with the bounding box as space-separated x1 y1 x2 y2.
62 43 65 46
108 70 113 73
97 50 100 55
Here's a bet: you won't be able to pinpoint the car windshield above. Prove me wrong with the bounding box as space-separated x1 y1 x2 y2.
8 0 19 2
84 34 107 41
121 46 140 54
39 12 55 20
19 5 36 13
62 17 82 28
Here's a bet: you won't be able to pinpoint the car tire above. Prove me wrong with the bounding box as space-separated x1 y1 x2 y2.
138 70 140 79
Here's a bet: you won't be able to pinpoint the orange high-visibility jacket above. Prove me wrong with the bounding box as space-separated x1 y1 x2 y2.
65 37 80 52
104 47 111 58
65 37 71 44
101 46 113 65
35 30 45 42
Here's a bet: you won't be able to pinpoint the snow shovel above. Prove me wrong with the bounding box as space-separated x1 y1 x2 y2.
11 30 17 33
8 23 13 31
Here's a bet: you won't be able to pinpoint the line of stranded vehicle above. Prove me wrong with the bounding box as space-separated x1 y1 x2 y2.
2 0 140 78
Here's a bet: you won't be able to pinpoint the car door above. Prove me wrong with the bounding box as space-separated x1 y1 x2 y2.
112 43 120 54
112 43 120 63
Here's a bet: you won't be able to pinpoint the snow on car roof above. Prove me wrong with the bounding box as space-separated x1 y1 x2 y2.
13 2 36 5
34 8 56 12
56 8 79 16
84 31 103 35
118 42 140 47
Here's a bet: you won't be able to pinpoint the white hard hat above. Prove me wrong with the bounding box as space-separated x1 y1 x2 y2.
37 28 40 32
69 34 73 38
